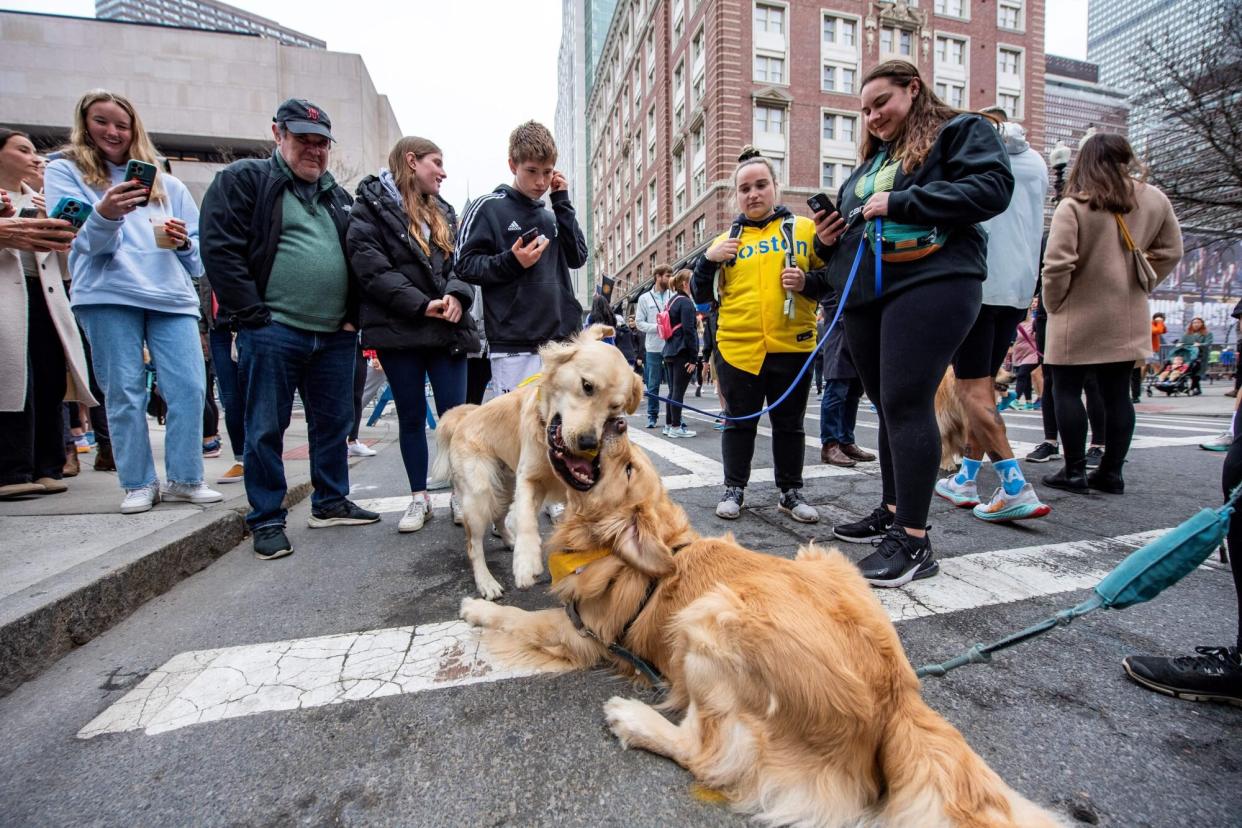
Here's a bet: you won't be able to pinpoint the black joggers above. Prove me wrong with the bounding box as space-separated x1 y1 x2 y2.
715 351 813 491
843 276 982 530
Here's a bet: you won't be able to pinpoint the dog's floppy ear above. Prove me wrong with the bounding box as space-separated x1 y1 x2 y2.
539 338 577 371
615 510 674 578
626 373 644 414
582 323 615 342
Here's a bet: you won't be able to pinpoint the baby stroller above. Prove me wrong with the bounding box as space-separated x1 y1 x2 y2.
1147 345 1200 397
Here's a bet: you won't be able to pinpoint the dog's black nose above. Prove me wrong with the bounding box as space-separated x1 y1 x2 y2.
577 433 599 452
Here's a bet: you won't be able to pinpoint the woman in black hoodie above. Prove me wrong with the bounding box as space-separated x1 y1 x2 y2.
347 137 479 533
811 60 1014 586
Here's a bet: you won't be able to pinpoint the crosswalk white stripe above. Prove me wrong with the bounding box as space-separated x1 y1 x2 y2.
77 529 1180 739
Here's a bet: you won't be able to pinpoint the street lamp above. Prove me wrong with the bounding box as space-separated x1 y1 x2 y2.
1049 141 1071 205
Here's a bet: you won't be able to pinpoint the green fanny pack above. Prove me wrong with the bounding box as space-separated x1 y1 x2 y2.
856 150 946 263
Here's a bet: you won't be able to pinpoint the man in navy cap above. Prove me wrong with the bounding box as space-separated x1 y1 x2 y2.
200 98 379 561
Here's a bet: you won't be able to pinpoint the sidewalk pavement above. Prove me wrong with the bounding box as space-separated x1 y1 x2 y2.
0 412 398 696
1133 375 1238 419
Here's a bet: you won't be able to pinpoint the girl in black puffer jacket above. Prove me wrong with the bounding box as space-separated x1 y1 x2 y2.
347 136 480 533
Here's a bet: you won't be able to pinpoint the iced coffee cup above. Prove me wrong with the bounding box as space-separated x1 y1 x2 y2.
150 216 178 249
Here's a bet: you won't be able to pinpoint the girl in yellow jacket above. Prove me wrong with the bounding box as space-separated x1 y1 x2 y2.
691 148 844 523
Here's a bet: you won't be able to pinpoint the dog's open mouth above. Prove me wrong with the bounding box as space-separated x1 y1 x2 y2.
547 414 602 491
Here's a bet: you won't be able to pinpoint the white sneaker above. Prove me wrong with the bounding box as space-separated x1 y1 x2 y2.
348 441 377 457
450 493 464 525
399 498 429 533
662 424 673 436
972 484 1051 522
670 425 696 438
161 481 225 504
934 475 980 508
121 483 161 514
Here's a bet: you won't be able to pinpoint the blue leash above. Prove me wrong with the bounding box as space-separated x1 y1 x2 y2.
646 218 879 423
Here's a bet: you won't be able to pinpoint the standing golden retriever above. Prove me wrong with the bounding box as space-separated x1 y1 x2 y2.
461 433 1060 827
430 325 643 599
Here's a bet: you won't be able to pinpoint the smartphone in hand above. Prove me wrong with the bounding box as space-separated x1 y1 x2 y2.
807 193 833 215
49 196 93 231
123 159 158 207
520 227 540 246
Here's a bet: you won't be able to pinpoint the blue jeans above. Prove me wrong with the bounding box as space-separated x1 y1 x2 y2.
75 305 205 490
209 327 245 462
819 377 863 445
236 321 356 530
643 351 664 421
377 348 466 492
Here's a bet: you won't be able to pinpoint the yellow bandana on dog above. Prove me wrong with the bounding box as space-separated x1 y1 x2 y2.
547 548 611 584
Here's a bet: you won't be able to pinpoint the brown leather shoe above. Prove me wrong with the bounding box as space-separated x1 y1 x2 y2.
63 450 80 477
34 477 68 494
840 443 877 462
0 481 48 499
94 442 116 472
820 442 857 467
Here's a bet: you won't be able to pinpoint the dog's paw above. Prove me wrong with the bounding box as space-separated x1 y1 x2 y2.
475 575 505 601
603 696 653 748
512 558 544 589
460 597 500 626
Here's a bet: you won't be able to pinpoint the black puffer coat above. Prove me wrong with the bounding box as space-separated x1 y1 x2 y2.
347 175 480 354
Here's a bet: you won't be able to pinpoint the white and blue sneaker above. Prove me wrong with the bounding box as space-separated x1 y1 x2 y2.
934 475 980 508
972 484 1051 522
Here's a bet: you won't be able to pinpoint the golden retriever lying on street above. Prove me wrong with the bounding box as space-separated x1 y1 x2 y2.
430 325 643 599
461 433 1060 827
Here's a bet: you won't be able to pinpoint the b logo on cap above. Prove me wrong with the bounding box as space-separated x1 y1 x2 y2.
307 107 320 121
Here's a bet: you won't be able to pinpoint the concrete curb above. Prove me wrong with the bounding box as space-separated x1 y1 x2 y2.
0 479 313 697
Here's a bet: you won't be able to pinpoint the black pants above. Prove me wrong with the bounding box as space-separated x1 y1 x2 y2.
0 281 67 485
1046 362 1134 469
466 356 492 406
203 357 219 439
1130 366 1143 401
812 352 823 392
664 352 694 427
349 345 367 442
1222 420 1242 649
1014 364 1035 401
844 276 981 530
1041 364 1106 444
714 351 813 491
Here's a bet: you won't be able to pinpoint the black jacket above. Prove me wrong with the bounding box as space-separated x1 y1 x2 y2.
200 152 359 329
455 185 587 352
615 323 640 364
346 176 479 354
819 115 1014 309
661 293 699 359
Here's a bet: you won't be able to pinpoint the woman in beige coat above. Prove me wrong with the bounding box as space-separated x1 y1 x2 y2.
1041 134 1183 495
0 129 97 499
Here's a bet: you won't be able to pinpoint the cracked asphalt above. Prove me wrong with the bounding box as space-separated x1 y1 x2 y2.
1 395 1238 826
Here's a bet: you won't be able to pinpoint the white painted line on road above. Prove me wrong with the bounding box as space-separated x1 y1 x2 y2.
79 530 1179 739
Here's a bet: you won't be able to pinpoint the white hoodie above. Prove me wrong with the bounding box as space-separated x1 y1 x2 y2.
980 123 1049 309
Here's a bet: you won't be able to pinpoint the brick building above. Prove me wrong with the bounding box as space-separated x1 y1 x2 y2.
583 0 1046 305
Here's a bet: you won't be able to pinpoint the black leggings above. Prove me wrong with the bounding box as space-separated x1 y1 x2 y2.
714 351 813 491
1222 419 1242 650
1041 364 1106 444
664 352 694 427
1046 362 1134 468
349 346 367 442
844 276 982 530
1014 364 1035 401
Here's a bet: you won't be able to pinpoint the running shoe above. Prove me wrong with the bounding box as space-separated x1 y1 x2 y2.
716 486 744 519
1085 446 1104 469
670 425 696 438
833 504 894 543
1123 646 1241 707
934 475 980 508
1024 441 1060 463
971 484 1051 522
1200 432 1233 452
856 527 939 588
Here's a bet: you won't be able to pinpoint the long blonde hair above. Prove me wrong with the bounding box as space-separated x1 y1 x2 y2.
61 90 166 203
388 136 453 256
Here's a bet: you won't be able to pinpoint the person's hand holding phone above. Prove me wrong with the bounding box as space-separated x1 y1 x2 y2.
512 234 550 269
0 217 77 252
812 208 847 247
30 192 46 215
550 170 568 193
705 237 741 263
97 179 148 221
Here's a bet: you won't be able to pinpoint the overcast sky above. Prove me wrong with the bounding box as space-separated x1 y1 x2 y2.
3 0 1088 209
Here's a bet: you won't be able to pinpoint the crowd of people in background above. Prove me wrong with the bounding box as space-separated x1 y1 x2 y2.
0 56 1236 703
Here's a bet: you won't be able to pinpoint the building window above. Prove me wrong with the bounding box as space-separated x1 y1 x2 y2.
934 81 966 108
822 15 856 47
880 27 913 57
693 215 706 245
822 63 856 93
821 112 857 143
999 92 1021 119
998 0 1022 30
753 3 784 34
648 180 658 236
691 28 703 65
935 36 965 66
820 161 854 190
754 55 785 84
692 73 706 105
768 155 784 182
675 231 686 257
755 104 785 135
635 196 644 247
999 47 1021 76
934 0 964 17
674 60 684 97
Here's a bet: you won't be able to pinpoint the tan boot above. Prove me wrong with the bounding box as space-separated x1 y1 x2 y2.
63 449 80 477
0 481 47 499
34 477 68 494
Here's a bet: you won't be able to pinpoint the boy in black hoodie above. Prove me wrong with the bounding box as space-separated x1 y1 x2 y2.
455 121 587 393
